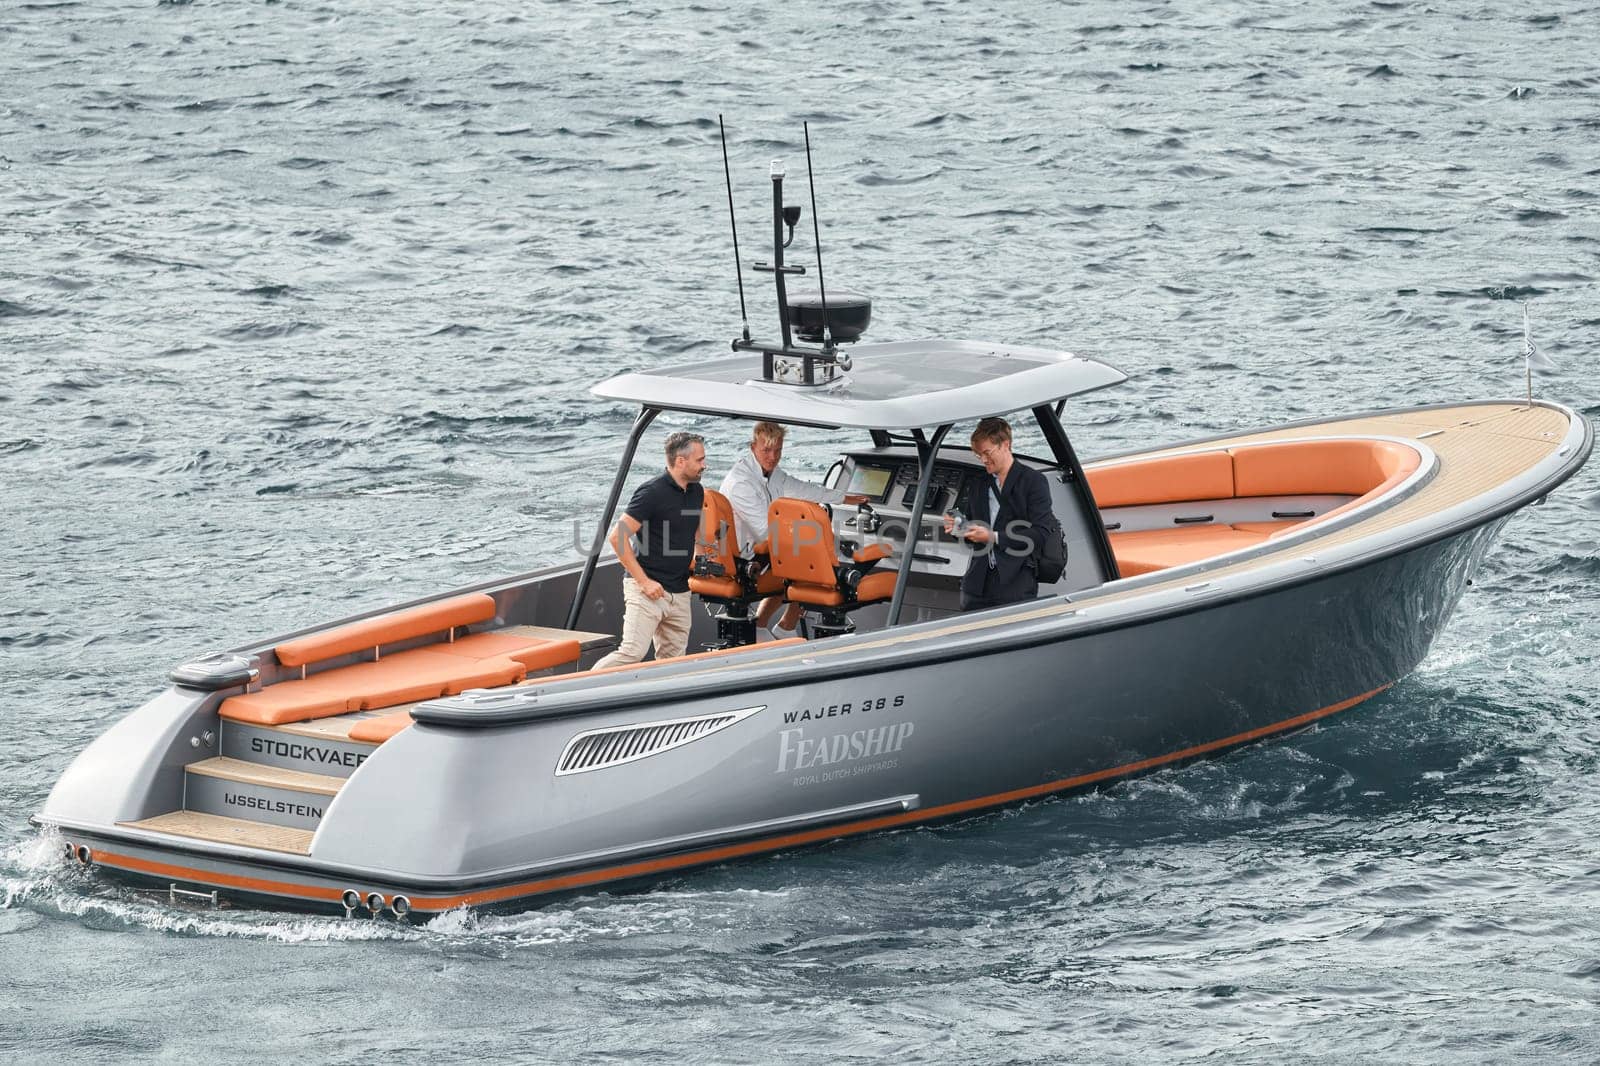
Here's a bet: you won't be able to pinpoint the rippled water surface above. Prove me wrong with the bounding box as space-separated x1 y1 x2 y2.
4 1 1599 1061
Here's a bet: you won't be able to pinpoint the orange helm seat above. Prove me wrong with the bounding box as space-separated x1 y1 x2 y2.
688 488 784 649
766 498 895 637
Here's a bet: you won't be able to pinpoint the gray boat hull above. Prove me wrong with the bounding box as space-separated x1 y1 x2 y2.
44 520 1500 915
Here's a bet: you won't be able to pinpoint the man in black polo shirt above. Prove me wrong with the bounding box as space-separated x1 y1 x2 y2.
594 430 708 669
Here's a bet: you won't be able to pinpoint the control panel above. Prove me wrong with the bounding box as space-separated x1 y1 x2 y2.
832 453 989 577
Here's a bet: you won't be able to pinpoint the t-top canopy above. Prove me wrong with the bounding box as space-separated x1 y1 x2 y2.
591 339 1127 430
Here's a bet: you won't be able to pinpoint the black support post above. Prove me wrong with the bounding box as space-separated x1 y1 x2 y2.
1031 404 1119 583
887 423 952 626
770 171 794 353
566 406 660 630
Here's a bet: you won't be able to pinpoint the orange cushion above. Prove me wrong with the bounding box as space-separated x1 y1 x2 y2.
767 499 841 584
348 711 414 744
1230 440 1420 499
1108 525 1268 577
507 640 582 674
855 570 898 603
341 649 522 708
220 650 527 726
689 575 744 599
428 632 544 660
1087 451 1234 508
274 593 497 668
786 569 897 607
430 633 582 672
689 570 784 601
348 638 810 745
786 583 845 607
218 678 352 725
853 543 891 564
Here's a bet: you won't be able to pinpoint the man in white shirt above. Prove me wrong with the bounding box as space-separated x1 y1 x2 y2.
720 421 867 637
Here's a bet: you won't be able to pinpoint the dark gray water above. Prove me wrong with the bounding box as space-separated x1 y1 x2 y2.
3 1 1599 1061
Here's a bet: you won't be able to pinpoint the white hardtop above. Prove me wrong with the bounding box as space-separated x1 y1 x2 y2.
592 338 1127 430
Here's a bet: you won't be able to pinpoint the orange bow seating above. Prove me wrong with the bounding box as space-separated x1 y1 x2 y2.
1107 525 1289 578
347 637 806 744
1087 450 1236 510
219 592 582 726
1087 438 1423 577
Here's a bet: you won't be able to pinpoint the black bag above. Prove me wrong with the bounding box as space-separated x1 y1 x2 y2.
1033 518 1068 585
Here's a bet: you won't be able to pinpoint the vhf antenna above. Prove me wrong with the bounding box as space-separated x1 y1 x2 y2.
725 121 859 385
803 121 832 352
718 115 750 342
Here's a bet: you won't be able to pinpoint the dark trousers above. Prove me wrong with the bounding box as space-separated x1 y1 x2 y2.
960 566 1038 612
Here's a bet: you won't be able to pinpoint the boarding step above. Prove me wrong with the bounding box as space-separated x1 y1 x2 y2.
220 719 378 779
184 757 344 831
120 810 314 856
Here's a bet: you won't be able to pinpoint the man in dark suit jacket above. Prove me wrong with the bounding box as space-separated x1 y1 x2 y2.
943 417 1056 612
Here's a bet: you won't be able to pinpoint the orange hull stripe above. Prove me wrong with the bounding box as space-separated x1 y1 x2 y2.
89 850 347 903
86 684 1390 912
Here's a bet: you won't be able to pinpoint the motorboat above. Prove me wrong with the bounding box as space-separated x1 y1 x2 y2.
36 152 1592 918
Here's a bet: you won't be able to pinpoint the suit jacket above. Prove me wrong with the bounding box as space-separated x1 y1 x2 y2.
957 461 1055 600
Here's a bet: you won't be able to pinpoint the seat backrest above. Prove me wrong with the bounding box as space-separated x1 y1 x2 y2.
1230 439 1421 498
767 498 840 586
274 592 497 668
694 489 741 577
1086 450 1234 508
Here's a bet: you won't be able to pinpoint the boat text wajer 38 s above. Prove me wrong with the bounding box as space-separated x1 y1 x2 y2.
36 142 1592 917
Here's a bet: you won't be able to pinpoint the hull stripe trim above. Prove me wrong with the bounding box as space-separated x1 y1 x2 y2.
89 851 348 904
87 684 1391 911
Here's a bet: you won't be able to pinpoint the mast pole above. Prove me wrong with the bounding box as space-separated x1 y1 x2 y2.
769 162 794 353
718 116 750 342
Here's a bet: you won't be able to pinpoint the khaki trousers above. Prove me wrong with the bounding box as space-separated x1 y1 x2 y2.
594 579 692 669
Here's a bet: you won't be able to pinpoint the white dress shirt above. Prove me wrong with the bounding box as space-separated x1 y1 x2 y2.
718 447 845 556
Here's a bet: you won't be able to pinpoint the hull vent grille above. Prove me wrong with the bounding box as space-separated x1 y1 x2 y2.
556 706 763 776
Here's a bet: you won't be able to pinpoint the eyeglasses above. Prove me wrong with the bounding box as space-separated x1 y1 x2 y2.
973 444 1006 462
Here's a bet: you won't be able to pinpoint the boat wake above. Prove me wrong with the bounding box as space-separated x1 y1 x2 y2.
1 827 799 946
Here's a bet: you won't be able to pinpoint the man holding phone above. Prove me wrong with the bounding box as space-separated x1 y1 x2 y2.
943 417 1057 611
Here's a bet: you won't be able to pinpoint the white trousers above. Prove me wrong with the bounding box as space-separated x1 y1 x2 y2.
594 580 692 669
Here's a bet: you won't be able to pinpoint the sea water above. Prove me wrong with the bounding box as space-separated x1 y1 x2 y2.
2 1 1598 1060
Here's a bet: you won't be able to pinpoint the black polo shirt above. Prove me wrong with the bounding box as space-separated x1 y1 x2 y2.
623 470 704 593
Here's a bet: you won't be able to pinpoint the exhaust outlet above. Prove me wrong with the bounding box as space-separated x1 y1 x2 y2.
74 845 93 867
390 895 411 918
364 892 385 915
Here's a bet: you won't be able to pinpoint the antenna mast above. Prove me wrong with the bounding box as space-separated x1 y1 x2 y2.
719 115 750 341
803 122 832 351
725 124 867 386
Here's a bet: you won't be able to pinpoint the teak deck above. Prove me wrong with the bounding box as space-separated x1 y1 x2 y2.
122 811 314 855
186 757 344 796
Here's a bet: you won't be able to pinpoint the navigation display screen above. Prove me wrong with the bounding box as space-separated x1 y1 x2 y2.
848 465 894 500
